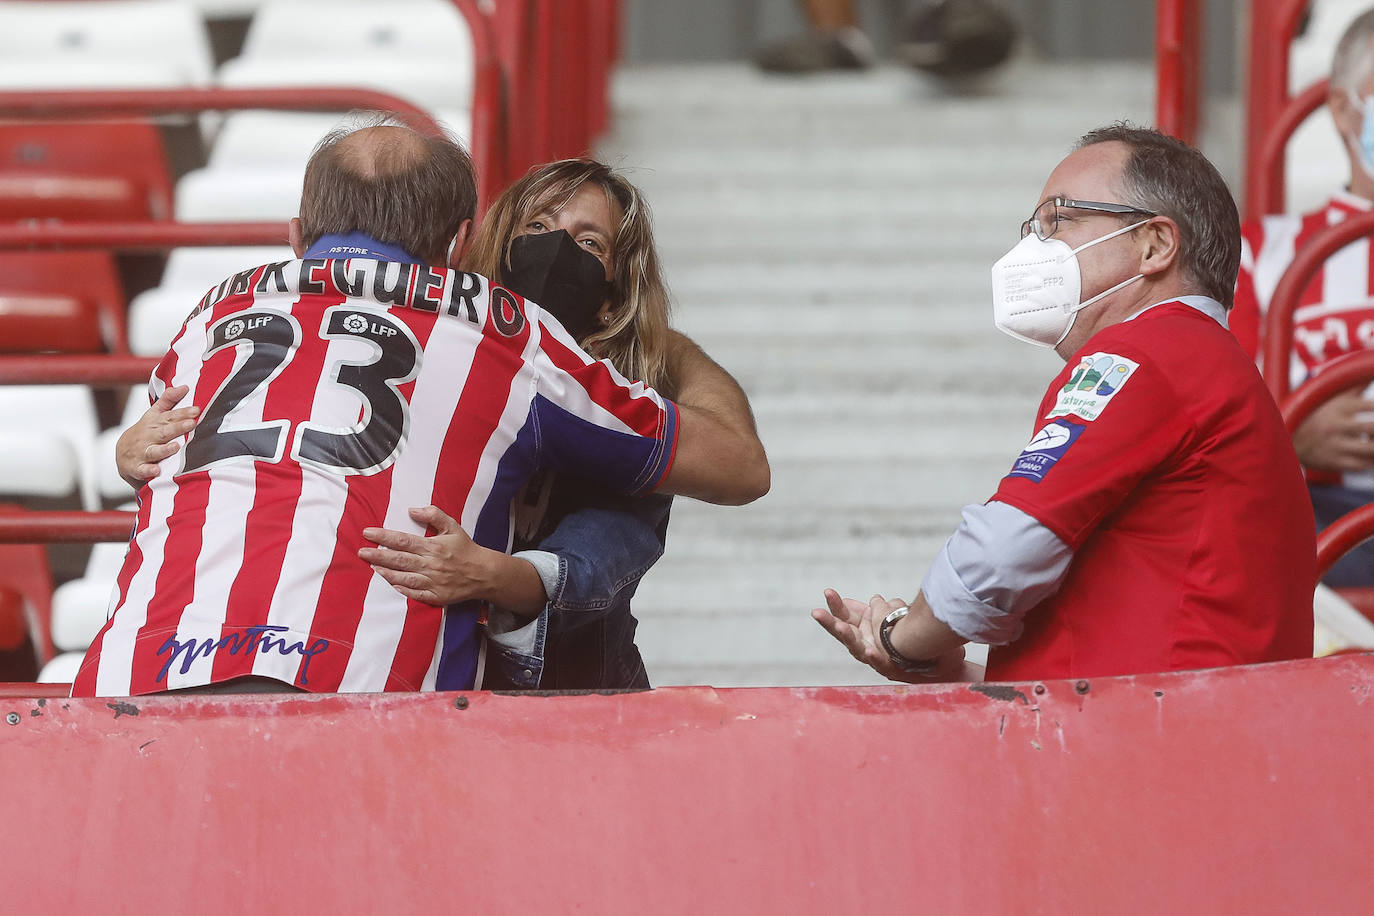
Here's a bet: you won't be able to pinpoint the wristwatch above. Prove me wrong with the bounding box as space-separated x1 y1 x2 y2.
878 606 941 675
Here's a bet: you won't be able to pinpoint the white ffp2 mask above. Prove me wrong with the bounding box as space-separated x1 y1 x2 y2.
990 219 1147 348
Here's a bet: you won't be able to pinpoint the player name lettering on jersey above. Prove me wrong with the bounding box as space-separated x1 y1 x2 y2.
1046 352 1138 422
190 258 487 328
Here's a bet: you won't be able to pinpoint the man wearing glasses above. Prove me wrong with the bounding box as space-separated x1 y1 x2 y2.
815 124 1316 683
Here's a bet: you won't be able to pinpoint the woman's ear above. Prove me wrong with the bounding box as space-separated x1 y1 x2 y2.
1139 216 1180 278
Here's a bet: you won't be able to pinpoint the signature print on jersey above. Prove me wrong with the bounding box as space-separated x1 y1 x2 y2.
1047 352 1139 422
1008 418 1085 483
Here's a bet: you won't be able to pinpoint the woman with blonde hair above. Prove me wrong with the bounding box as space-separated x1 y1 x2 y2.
360 158 764 689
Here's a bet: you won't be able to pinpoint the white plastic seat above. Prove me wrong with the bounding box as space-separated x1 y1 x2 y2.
0 1 214 86
37 651 82 684
208 109 472 171
0 385 101 510
96 387 154 501
217 56 473 122
241 0 474 68
0 433 80 501
50 578 113 653
0 59 187 91
159 246 298 289
174 166 302 222
209 112 351 170
49 529 132 653
126 246 294 356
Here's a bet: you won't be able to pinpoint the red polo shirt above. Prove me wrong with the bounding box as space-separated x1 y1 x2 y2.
986 300 1315 680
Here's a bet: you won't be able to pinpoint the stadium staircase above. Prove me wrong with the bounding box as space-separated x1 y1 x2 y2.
597 58 1153 686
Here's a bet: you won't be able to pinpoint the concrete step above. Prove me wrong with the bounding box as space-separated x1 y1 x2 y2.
609 61 1154 114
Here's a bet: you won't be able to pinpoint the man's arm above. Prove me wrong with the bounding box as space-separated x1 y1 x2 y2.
654 331 770 505
813 501 1073 682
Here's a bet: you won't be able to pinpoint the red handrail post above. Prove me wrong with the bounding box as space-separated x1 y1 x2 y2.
1155 0 1202 145
1260 210 1374 401
1244 0 1322 219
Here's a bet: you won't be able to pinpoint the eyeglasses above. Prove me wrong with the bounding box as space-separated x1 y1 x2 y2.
1020 197 1156 241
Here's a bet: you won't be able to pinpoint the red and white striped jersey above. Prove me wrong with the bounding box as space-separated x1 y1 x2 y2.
72 256 678 697
1233 191 1374 382
1233 192 1374 490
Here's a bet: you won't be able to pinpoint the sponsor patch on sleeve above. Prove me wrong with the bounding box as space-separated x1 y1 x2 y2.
1046 352 1139 422
1007 418 1085 483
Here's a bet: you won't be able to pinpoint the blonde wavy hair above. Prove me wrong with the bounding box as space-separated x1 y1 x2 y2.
464 159 675 397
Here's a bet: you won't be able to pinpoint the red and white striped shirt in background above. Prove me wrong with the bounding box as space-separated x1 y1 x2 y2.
1232 191 1374 490
72 257 677 697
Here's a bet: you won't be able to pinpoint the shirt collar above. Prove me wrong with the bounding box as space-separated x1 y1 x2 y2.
303 232 420 264
1332 189 1374 213
1124 295 1228 329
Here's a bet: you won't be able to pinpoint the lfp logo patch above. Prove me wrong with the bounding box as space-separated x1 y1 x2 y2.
1008 419 1085 483
1047 352 1139 422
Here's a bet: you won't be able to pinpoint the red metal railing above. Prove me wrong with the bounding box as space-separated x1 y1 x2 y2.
1155 0 1202 145
1260 210 1374 401
0 512 136 545
0 221 286 252
1316 504 1374 579
487 0 622 182
1245 0 1322 219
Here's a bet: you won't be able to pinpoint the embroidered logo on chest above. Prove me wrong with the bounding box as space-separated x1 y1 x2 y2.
1046 352 1139 422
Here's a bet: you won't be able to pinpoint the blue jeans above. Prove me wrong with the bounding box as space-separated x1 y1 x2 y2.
487 486 671 690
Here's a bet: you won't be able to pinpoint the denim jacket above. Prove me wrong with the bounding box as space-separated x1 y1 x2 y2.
484 483 672 690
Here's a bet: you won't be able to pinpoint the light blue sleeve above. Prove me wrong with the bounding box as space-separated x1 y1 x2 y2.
920 501 1074 645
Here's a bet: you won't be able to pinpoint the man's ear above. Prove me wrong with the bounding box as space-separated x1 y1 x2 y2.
1138 216 1180 278
288 217 306 258
446 219 473 271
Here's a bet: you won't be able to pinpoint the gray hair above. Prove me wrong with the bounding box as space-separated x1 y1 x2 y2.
298 112 476 264
1332 10 1374 92
1075 123 1241 309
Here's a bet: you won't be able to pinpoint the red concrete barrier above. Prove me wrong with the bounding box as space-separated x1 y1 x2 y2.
2 654 1372 913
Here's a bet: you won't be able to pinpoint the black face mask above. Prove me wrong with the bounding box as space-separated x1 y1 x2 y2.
502 230 612 341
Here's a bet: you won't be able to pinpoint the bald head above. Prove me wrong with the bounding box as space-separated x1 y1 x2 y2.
330 125 431 179
297 119 477 265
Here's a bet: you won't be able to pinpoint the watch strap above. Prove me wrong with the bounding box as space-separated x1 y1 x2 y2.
879 606 940 674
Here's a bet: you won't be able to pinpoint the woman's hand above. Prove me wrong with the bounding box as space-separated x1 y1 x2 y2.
360 506 548 614
116 385 200 489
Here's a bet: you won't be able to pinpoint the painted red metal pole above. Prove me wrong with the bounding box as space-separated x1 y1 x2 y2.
0 355 157 386
1317 503 1374 578
1244 0 1320 219
1262 210 1374 401
1280 349 1374 433
0 87 443 136
1250 80 1329 220
0 511 136 544
0 221 286 252
452 0 507 211
1155 0 1201 145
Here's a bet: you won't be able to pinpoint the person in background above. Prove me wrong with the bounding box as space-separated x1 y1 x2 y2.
755 0 1016 78
815 124 1314 684
1231 8 1374 586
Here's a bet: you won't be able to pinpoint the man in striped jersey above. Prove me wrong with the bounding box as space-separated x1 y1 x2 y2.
1232 10 1374 584
73 123 768 697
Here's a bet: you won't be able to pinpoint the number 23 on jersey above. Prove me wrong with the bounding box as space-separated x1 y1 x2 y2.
179 306 423 478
